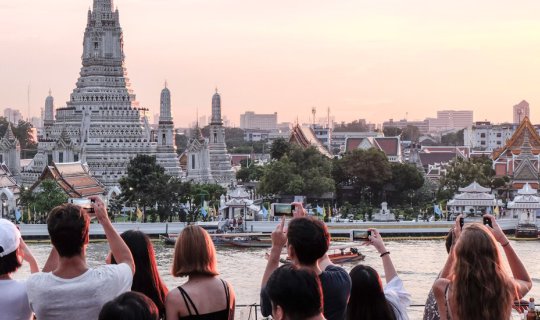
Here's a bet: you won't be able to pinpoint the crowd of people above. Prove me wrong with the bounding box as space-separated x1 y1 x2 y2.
0 199 534 320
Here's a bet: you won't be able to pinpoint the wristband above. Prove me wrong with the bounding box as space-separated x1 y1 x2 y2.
380 251 390 257
501 241 510 247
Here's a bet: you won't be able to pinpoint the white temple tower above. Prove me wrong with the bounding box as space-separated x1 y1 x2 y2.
0 124 21 181
22 0 182 188
44 90 55 127
156 84 182 176
208 90 235 186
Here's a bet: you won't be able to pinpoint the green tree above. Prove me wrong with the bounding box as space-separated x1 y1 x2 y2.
333 120 370 132
20 179 68 216
437 157 495 200
441 129 465 146
270 138 290 160
401 125 420 142
119 155 170 221
386 163 424 205
383 126 402 137
333 148 392 204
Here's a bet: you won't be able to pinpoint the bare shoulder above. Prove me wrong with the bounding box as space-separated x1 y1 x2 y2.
165 287 182 305
433 278 450 296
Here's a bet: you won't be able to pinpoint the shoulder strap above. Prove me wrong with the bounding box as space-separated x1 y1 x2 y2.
220 279 230 311
177 286 199 316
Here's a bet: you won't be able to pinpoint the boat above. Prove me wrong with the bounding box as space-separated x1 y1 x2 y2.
221 236 272 248
515 223 539 239
276 245 365 265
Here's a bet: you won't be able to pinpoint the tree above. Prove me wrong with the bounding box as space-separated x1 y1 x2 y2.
20 179 68 216
386 163 424 205
175 134 189 154
383 126 402 137
441 129 465 146
258 144 335 197
270 138 290 160
437 157 495 200
333 120 370 132
119 155 171 221
401 125 420 142
333 148 392 204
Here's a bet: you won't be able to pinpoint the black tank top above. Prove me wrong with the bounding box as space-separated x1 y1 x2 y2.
177 279 232 320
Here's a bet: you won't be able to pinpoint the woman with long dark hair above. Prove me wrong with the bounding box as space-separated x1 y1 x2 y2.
433 215 532 320
347 229 411 320
109 230 168 319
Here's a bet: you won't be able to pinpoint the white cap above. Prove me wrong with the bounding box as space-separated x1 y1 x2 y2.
0 219 21 257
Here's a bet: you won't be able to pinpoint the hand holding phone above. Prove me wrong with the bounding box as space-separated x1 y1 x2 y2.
351 230 371 241
483 216 493 228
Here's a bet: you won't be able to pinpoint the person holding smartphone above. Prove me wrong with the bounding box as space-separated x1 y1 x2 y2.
26 197 135 320
261 202 351 320
0 219 39 320
433 214 532 320
347 228 411 320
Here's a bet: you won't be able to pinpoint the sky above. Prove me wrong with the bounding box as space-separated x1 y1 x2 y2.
2 0 540 127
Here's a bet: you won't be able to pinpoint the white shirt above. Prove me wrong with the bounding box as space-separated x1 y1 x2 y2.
0 279 33 320
26 263 132 320
385 276 412 320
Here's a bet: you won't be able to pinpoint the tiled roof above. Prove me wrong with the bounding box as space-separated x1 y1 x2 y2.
374 138 399 156
289 125 332 158
32 162 105 197
418 152 458 167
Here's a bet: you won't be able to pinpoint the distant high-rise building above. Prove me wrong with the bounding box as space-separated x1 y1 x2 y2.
3 108 22 126
513 100 529 124
428 110 473 132
382 119 430 134
240 111 277 130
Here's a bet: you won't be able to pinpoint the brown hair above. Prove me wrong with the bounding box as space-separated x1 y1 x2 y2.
47 204 90 257
451 224 516 320
171 225 218 277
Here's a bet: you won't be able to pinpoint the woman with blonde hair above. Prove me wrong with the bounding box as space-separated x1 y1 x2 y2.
433 214 532 320
165 225 235 320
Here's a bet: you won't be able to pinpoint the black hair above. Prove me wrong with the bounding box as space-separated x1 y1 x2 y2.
347 265 396 320
266 264 323 319
47 204 89 258
99 292 159 320
445 229 454 254
111 230 168 318
0 250 21 275
287 217 329 265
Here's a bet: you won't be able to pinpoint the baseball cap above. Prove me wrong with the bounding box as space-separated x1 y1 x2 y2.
0 219 21 257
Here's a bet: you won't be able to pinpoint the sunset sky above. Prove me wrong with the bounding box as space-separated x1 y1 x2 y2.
2 0 540 127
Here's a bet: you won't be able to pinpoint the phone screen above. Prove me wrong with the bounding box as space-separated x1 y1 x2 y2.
352 230 371 241
483 217 492 228
272 203 295 216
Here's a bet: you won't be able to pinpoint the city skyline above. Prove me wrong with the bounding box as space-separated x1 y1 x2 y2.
2 1 540 127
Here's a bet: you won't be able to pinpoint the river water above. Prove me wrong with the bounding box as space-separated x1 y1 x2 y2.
15 240 540 320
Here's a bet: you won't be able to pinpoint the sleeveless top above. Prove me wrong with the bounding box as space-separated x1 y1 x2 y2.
177 279 231 320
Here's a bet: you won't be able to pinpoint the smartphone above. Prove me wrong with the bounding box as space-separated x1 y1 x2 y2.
459 216 464 230
69 198 95 214
483 216 492 228
351 230 371 241
271 203 295 217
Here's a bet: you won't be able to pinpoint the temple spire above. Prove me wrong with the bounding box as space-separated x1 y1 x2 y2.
4 123 17 141
93 0 114 12
211 89 222 125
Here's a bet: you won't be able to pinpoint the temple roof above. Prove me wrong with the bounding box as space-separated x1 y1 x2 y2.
345 137 400 157
458 181 491 193
518 183 537 195
493 116 540 159
32 162 105 198
289 125 332 158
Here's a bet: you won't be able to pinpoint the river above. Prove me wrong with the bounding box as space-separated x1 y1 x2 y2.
14 240 540 320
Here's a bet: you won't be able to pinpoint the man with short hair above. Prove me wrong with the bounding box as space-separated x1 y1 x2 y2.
261 204 351 320
0 219 39 320
26 196 135 320
266 264 325 320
